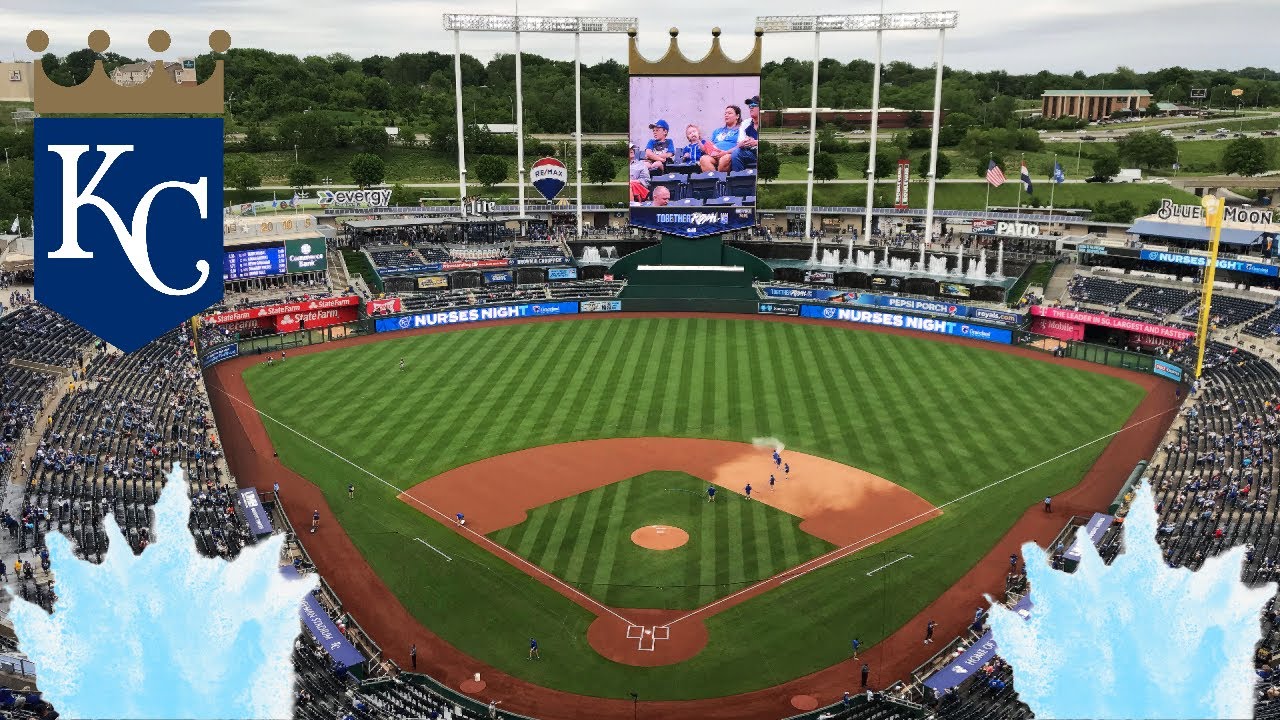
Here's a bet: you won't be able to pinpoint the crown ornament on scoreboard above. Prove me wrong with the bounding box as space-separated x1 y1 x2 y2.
26 29 230 115
628 26 763 75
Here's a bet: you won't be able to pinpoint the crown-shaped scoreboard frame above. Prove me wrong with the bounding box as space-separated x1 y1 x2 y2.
628 27 763 76
26 29 230 115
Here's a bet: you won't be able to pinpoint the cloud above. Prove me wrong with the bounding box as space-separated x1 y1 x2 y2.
1 0 1274 74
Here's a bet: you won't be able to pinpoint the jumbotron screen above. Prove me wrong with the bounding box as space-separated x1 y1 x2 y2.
222 247 285 281
628 75 760 238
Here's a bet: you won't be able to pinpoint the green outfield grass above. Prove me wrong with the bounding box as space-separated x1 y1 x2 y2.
490 471 834 609
242 316 1147 699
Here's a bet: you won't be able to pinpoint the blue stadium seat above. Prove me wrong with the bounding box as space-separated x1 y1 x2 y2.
649 174 688 201
671 197 704 207
727 169 757 197
688 171 726 200
704 196 742 207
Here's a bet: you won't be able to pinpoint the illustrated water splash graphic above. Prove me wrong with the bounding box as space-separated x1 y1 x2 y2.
8 464 317 719
987 479 1273 719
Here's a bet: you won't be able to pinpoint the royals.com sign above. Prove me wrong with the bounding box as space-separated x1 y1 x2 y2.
374 302 579 332
800 305 1012 344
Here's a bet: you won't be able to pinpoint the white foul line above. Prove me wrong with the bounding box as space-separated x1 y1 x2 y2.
415 537 453 562
663 405 1180 629
865 554 912 577
216 388 635 627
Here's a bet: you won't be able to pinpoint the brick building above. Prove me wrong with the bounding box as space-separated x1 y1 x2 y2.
767 108 943 130
1041 89 1152 121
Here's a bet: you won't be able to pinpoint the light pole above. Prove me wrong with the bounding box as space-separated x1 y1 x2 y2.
757 10 959 258
293 144 298 164
3 147 8 174
443 13 636 236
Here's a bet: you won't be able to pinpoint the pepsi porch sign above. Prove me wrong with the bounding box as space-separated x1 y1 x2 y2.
531 157 567 202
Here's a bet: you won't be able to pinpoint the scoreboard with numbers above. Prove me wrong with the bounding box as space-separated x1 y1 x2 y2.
223 247 286 280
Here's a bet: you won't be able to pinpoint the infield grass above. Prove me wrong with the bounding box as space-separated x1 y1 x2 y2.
242 316 1147 699
490 471 834 609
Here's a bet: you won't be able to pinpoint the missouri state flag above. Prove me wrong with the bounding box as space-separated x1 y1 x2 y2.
1020 162 1033 194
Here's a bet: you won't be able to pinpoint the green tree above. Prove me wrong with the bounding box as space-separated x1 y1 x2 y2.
225 155 262 191
350 124 389 151
349 153 386 187
474 155 509 188
586 150 616 185
1221 137 1270 176
288 164 318 189
975 154 1005 178
1115 131 1178 170
917 151 952 179
757 152 781 183
389 183 419 206
875 152 897 178
1091 153 1121 180
814 153 839 182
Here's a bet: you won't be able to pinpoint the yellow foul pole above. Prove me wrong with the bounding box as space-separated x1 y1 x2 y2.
1194 194 1226 378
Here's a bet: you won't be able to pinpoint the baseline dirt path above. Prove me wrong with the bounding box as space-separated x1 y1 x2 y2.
206 312 1179 720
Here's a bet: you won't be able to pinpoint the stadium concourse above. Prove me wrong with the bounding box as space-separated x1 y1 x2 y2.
7 222 1280 720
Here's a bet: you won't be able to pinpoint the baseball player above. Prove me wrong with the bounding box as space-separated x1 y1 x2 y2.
456 512 466 526
399 358 405 371
850 638 860 658
348 484 355 499
769 474 776 490
925 619 936 644
707 486 717 503
311 509 319 533
744 483 753 499
528 638 540 660
784 462 790 480
773 451 782 469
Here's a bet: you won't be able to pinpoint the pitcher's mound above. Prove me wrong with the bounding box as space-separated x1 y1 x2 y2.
631 525 689 550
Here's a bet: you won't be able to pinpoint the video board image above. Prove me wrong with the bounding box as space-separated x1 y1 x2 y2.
628 75 760 238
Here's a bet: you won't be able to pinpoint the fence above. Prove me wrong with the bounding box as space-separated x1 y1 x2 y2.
1017 332 1187 381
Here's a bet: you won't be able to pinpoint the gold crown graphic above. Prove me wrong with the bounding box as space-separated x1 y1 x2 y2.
629 27 763 76
27 29 230 115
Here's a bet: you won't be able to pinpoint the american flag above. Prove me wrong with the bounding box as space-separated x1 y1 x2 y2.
986 160 1006 187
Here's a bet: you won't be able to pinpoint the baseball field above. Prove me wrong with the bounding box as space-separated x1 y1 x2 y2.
234 315 1151 701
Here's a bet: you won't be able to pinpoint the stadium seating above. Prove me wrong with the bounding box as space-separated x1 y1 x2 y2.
1181 295 1273 327
1126 285 1196 317
509 245 569 265
366 247 427 270
1244 308 1280 339
1067 275 1139 307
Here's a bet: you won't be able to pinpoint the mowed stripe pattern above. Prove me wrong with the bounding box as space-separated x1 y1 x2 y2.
288 318 1119 506
488 473 834 609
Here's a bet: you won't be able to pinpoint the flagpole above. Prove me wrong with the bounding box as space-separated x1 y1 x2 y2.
984 153 992 213
1015 152 1024 218
1049 153 1058 220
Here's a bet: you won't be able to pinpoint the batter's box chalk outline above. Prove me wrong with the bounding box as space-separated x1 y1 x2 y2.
626 625 644 640
652 626 670 640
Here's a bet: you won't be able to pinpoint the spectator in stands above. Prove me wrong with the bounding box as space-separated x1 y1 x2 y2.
732 96 760 171
682 124 705 166
629 144 650 202
643 120 675 174
700 105 744 173
861 662 870 688
651 186 672 208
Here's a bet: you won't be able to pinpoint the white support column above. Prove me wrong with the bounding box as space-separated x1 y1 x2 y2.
514 8 526 229
574 31 583 239
805 31 821 260
864 23 883 246
923 28 945 244
453 29 468 218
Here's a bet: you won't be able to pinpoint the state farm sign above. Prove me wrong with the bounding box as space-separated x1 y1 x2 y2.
204 296 361 325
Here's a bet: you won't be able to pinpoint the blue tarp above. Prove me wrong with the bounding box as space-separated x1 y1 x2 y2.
1128 220 1262 246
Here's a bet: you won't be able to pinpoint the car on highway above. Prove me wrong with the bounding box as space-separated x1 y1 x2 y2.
1160 129 1173 136
1080 135 1096 141
1236 133 1247 138
1149 177 1172 185
792 129 807 134
1183 135 1196 139
1264 131 1279 137
1197 128 1208 134
1085 175 1111 183
851 129 866 134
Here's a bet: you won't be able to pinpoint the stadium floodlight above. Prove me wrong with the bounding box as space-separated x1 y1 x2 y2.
443 13 637 236
756 11 958 256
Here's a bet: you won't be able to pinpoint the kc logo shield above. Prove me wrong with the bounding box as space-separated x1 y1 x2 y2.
28 28 231 353
36 118 224 352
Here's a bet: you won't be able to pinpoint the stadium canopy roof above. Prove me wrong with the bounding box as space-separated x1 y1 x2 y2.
345 217 448 229
1127 219 1262 246
1041 89 1151 96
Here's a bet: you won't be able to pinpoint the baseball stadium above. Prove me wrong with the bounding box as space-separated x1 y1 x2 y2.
5 10 1280 720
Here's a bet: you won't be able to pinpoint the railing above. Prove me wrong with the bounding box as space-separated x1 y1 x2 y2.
1016 331 1188 381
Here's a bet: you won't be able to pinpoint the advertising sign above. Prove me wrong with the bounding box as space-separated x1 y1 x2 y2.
1031 316 1085 341
548 267 579 280
223 247 285 281
762 286 853 301
970 307 1022 325
580 300 622 313
628 71 760 238
1029 305 1195 341
375 302 580 332
1077 244 1108 256
531 157 568 202
1139 249 1279 278
416 276 449 290
1154 359 1185 382
1064 513 1115 562
483 271 513 284
237 488 273 537
441 259 512 271
365 297 402 316
274 305 359 333
924 631 999 693
758 302 800 316
971 219 997 235
865 294 971 317
894 159 910 210
1154 198 1274 226
285 239 327 274
804 271 835 284
204 296 361 325
316 188 391 208
200 343 239 368
800 305 1012 344
939 282 971 298
996 221 1040 237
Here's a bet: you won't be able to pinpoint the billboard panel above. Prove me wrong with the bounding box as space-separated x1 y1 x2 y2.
223 247 285 281
417 276 449 290
285 238 327 274
548 267 579 280
628 74 759 238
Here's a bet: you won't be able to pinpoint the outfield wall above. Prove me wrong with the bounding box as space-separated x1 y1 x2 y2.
197 296 1187 383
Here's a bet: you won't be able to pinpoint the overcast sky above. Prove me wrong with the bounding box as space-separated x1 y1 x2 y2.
3 0 1276 75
